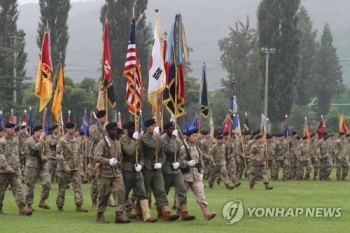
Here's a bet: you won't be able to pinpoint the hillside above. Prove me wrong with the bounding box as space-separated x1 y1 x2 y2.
17 0 350 87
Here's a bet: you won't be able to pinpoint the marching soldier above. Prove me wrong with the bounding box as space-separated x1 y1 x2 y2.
0 123 32 216
309 133 319 180
288 131 298 179
18 125 30 179
139 118 179 221
337 133 350 181
45 124 61 182
199 130 211 180
224 135 241 187
317 132 332 180
271 133 289 180
24 125 51 212
56 122 88 213
296 136 312 180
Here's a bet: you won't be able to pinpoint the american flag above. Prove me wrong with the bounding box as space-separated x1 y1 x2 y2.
124 16 143 114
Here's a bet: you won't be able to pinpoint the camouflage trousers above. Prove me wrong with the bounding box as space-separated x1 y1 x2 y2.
226 158 240 184
0 173 26 209
208 164 230 187
271 159 289 179
20 154 26 179
319 158 333 180
24 167 51 205
184 178 207 206
202 158 209 179
56 170 84 208
311 158 320 177
97 175 125 213
290 158 297 179
296 159 312 179
88 160 98 201
235 156 245 178
45 159 57 182
336 156 349 180
249 165 269 186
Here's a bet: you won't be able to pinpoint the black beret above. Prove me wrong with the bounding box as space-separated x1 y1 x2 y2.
79 131 85 136
33 125 42 132
14 127 20 132
346 134 350 137
252 131 258 137
291 131 297 136
144 119 156 127
65 122 75 129
122 121 135 130
5 123 16 128
163 122 174 130
266 134 273 139
96 110 106 118
339 132 346 136
255 135 263 140
296 136 301 140
105 122 117 131
302 136 308 140
322 132 328 136
256 129 261 134
200 130 209 135
215 130 222 136
223 132 229 136
20 125 26 130
185 128 198 136
216 134 223 139
242 131 251 136
310 133 315 138
116 128 123 135
51 124 59 131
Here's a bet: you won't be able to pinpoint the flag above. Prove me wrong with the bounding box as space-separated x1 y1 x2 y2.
316 115 325 139
283 114 290 138
51 61 65 122
44 110 49 135
339 115 348 133
139 111 145 133
303 116 310 137
230 79 239 133
200 63 209 118
189 115 199 130
0 112 4 129
67 111 71 123
163 13 187 117
223 116 231 133
261 114 266 133
35 31 53 112
96 21 116 110
8 111 14 124
22 112 28 126
182 114 190 133
80 110 89 135
242 112 250 133
148 13 165 108
28 110 34 130
210 114 215 139
124 16 144 114
117 112 122 129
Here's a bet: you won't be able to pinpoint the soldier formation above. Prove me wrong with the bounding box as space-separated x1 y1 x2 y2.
0 111 347 223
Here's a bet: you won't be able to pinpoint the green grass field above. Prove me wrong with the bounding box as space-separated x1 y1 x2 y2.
1 168 350 233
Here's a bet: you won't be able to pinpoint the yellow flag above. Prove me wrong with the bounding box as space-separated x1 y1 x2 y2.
51 61 64 122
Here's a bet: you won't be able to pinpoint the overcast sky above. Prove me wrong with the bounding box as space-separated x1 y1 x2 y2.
18 0 90 4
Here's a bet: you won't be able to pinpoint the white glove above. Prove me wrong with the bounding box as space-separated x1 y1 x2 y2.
133 131 139 140
154 126 160 134
172 162 180 170
188 160 196 167
172 130 178 137
154 162 162 169
134 164 142 172
109 158 118 166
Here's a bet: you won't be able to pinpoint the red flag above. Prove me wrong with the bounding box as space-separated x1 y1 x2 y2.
22 113 28 126
316 117 325 139
222 116 231 133
124 16 144 114
67 110 71 123
8 113 14 124
339 115 348 133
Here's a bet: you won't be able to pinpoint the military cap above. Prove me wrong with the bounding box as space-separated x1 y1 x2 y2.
277 133 284 137
122 121 135 130
185 128 198 136
242 131 251 136
266 134 273 139
302 136 308 140
79 131 85 136
5 123 16 129
339 132 346 136
223 132 229 136
105 122 117 131
200 130 209 135
296 136 301 140
14 127 20 132
163 122 174 130
216 134 223 139
20 125 26 130
310 133 315 138
51 124 59 131
255 135 263 140
346 134 350 137
116 128 123 135
96 110 106 118
291 131 297 136
65 122 75 129
322 132 328 136
33 125 42 132
144 119 156 127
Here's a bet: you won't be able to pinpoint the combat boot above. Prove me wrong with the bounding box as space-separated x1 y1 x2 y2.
200 205 216 221
234 181 241 187
27 204 34 212
76 205 88 212
160 205 180 221
225 184 235 190
249 184 255 190
38 199 50 209
156 206 163 220
313 176 318 180
19 207 32 216
92 199 97 209
180 205 196 221
135 205 143 221
264 182 273 190
126 210 136 220
140 199 157 222
282 176 288 181
96 212 109 223
0 208 6 215
115 211 131 223
341 177 346 181
58 207 64 212
81 176 88 184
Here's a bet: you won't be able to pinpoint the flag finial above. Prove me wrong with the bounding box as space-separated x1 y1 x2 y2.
285 114 288 118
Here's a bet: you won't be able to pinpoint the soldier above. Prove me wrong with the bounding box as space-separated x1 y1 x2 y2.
18 125 30 178
271 133 289 180
225 135 241 187
248 135 273 190
94 122 130 223
45 124 61 182
288 131 298 179
208 134 235 190
120 121 157 223
199 130 210 180
161 122 196 221
317 132 332 180
88 110 106 209
139 118 179 221
77 130 88 184
179 129 216 220
24 125 51 212
266 134 275 174
296 136 312 180
56 122 88 212
236 131 250 178
336 133 349 181
0 123 32 216
309 133 319 180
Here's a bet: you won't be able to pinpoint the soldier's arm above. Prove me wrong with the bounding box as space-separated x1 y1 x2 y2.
89 125 101 143
207 145 215 163
179 145 190 168
137 139 145 167
0 141 11 171
56 139 70 171
94 140 109 165
158 137 166 164
46 135 56 146
120 136 137 157
27 137 44 151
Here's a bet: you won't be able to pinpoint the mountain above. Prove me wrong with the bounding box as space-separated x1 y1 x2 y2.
17 0 350 87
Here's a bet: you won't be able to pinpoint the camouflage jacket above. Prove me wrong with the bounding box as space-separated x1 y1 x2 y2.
274 140 286 161
95 137 122 178
88 124 104 160
0 136 21 174
209 144 226 166
266 141 275 160
249 143 266 166
26 136 47 169
161 134 181 174
139 132 165 170
56 135 80 171
199 138 211 160
336 139 346 158
46 133 61 159
289 138 298 159
316 139 330 159
18 132 30 156
297 142 310 161
119 134 144 172
179 143 204 182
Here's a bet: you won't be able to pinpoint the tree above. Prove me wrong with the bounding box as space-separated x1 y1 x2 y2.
257 0 302 123
100 0 151 121
295 6 317 106
37 0 71 73
312 24 344 116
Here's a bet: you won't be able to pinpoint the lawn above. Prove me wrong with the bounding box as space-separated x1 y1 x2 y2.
1 168 350 233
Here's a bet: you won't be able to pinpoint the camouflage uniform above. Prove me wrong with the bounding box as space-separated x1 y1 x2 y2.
207 143 232 188
235 139 248 178
271 139 289 180
224 141 241 186
56 134 84 208
296 141 312 179
24 136 51 206
199 137 211 179
310 138 319 179
45 133 61 181
266 140 275 175
316 138 333 180
288 137 298 179
18 131 30 177
0 135 27 210
336 138 349 180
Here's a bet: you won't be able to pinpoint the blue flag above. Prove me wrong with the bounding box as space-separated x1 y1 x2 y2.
230 79 239 133
283 115 290 137
0 114 3 129
189 116 198 130
44 111 49 135
182 115 190 133
81 111 89 135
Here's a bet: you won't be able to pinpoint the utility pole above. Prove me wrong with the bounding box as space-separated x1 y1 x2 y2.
261 47 275 119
